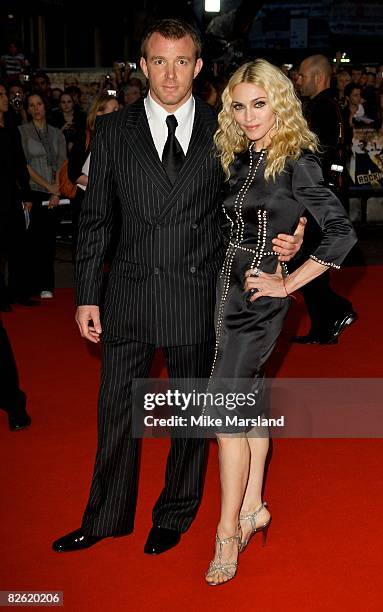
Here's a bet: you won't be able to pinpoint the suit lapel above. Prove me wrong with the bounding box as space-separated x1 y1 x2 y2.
157 98 217 219
119 98 217 211
120 100 171 198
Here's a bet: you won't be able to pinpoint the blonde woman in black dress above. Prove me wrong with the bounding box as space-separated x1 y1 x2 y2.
205 59 357 586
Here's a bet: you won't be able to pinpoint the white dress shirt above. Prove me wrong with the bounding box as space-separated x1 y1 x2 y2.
144 91 195 160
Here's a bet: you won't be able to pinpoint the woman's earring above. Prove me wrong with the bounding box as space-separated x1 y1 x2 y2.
275 116 280 129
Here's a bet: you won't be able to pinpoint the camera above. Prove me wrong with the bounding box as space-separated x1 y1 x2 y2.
117 61 136 70
330 164 344 174
9 92 24 111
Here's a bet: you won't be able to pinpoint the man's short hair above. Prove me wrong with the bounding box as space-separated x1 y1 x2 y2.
344 82 362 98
141 18 202 60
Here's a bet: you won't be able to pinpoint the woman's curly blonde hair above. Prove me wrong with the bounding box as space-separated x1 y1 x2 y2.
214 59 319 180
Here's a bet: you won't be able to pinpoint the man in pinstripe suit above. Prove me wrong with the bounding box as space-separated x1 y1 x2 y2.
53 19 303 555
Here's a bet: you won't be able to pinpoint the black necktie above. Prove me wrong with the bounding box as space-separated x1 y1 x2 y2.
162 115 185 185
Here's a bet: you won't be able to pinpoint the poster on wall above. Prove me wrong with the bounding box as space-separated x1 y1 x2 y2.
347 128 383 190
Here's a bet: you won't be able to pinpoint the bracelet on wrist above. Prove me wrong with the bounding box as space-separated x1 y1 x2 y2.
282 277 296 300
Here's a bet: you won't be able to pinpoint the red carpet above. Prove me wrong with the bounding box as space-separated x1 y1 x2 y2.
1 266 383 611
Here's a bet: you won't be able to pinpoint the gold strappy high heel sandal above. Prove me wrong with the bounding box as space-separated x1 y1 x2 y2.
239 501 271 552
205 530 241 586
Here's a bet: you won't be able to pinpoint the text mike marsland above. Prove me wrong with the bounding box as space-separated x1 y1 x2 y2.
143 415 285 428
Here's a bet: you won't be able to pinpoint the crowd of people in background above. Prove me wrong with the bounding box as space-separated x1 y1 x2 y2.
0 35 382 318
0 51 148 312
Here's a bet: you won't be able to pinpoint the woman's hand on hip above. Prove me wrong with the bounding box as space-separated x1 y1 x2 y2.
244 268 286 301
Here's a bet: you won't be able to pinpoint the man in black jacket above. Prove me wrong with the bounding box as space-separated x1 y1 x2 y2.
294 54 357 344
0 84 32 430
0 83 37 308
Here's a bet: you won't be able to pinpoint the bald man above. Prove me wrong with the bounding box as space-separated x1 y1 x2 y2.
298 55 344 182
293 54 357 344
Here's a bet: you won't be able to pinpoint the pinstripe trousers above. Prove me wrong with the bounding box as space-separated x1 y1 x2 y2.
81 339 214 536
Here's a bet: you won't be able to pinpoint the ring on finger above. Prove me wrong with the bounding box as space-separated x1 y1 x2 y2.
248 267 263 278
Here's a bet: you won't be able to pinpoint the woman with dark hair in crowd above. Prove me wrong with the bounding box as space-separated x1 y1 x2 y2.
49 91 86 153
18 92 66 299
64 85 82 109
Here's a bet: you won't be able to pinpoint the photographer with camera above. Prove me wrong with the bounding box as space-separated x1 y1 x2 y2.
8 82 28 126
101 72 118 98
111 61 137 90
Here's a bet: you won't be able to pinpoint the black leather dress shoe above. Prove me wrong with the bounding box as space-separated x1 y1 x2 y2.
292 311 358 346
52 529 105 552
144 526 181 555
8 410 31 431
320 311 358 344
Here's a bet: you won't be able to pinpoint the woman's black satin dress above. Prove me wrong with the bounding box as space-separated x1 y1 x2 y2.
207 148 357 433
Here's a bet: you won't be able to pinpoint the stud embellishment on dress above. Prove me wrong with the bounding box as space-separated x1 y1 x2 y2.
310 254 340 269
281 262 289 276
250 209 267 270
210 149 266 379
